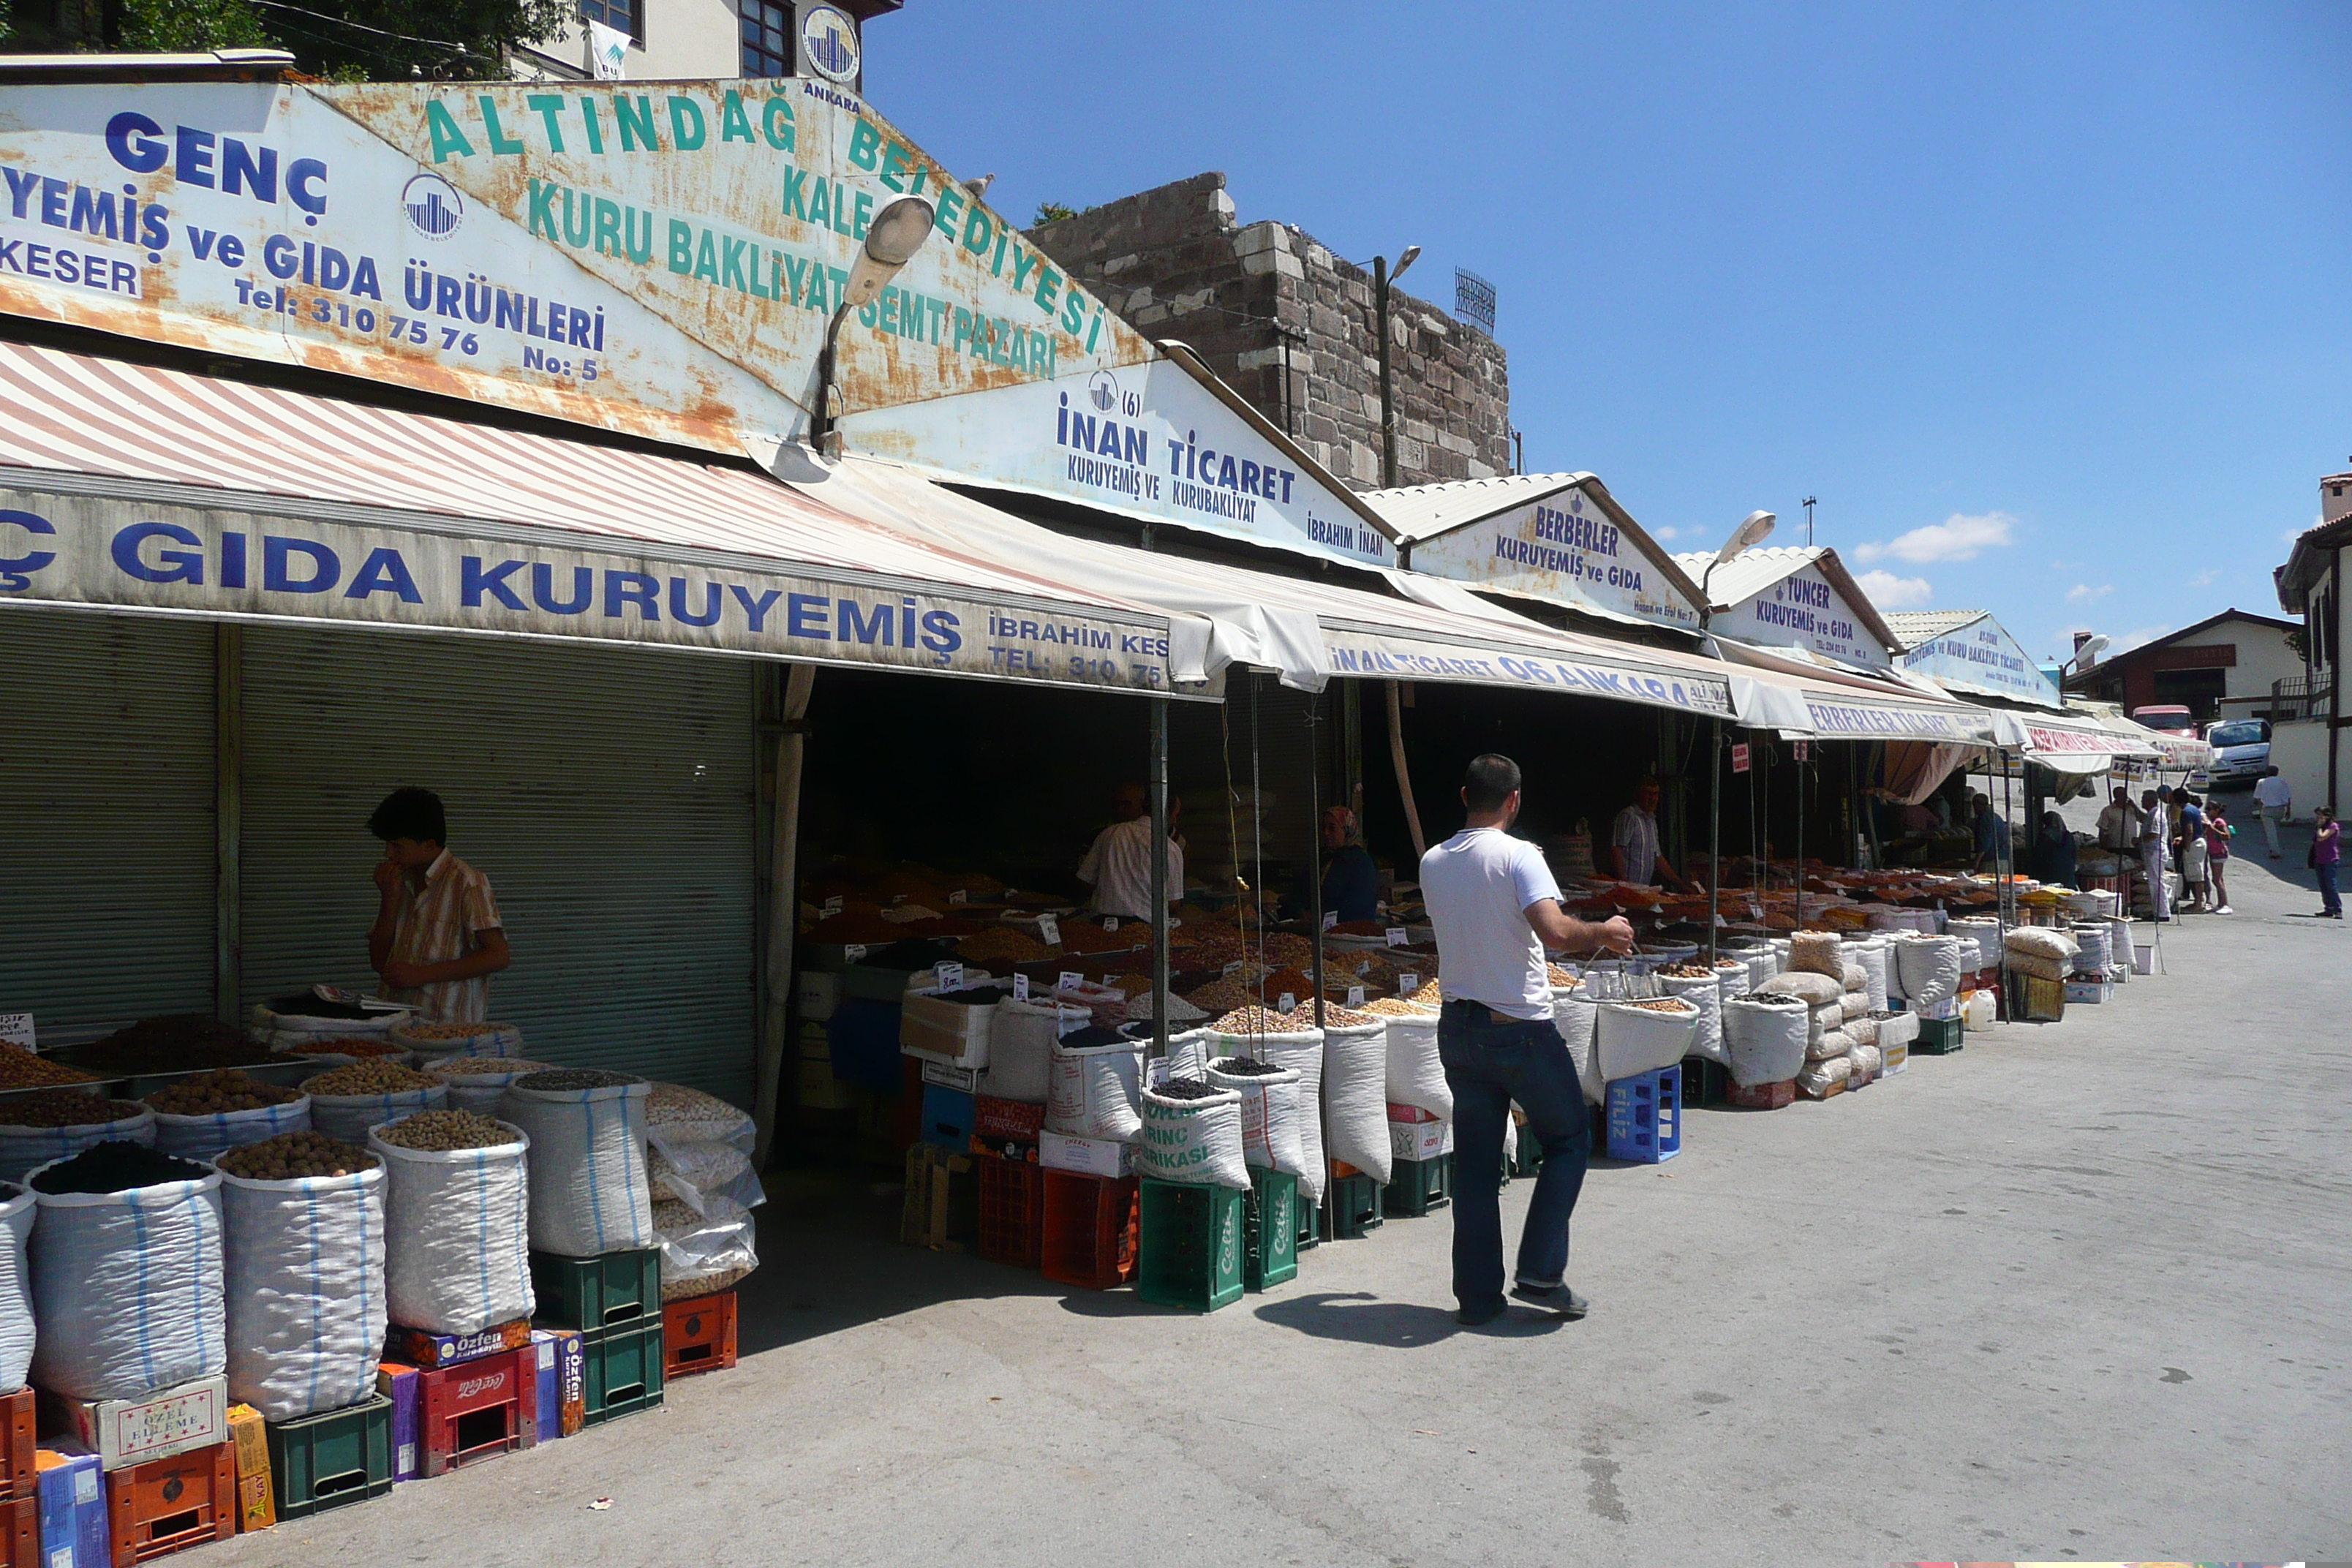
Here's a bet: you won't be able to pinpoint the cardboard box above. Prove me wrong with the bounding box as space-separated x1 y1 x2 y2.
39 1376 229 1472
1039 1130 1133 1178
223 1404 273 1534
34 1450 105 1568
916 1057 981 1093
374 1364 420 1482
1384 1101 1439 1124
529 1330 585 1441
2062 979 2112 1005
384 1318 532 1371
1387 1119 1453 1163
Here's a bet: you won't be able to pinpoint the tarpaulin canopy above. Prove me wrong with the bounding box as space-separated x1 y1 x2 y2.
1705 636 1997 744
0 341 1188 697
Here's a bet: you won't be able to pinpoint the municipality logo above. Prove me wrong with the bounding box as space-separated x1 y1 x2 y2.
1088 370 1119 412
1569 491 1584 514
402 173 463 239
801 4 860 83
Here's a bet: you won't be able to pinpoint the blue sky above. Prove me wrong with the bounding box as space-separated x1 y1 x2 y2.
872 1 2350 661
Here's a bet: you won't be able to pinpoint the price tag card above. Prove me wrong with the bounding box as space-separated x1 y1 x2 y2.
1058 971 1084 992
949 889 968 905
1102 916 1120 932
843 943 867 963
935 962 965 992
1277 991 1297 1012
1037 914 1062 946
1346 985 1365 1007
1793 739 1812 761
1012 973 1031 1002
822 896 844 916
1398 972 1420 995
1385 927 1408 948
0 1013 31 1050
1321 911 1338 932
1223 960 1243 976
1102 974 1122 987
1730 743 1751 774
1145 1055 1172 1090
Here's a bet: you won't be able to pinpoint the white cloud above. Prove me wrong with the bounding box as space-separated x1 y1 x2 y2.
1652 525 1679 540
2109 623 2175 655
1855 569 1934 608
1855 510 2016 565
2065 583 2114 603
2188 568 2220 587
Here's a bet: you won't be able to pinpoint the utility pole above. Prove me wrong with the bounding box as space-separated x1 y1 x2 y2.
1802 495 1817 546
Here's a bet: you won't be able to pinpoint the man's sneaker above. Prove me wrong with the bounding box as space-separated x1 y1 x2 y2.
1455 1301 1506 1326
2217 905 2234 915
1509 1281 1589 1318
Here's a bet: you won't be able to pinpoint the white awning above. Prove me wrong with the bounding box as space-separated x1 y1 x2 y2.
0 342 1189 698
1706 636 1997 743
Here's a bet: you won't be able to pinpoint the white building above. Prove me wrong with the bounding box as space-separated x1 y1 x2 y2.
516 0 897 87
2273 479 2347 813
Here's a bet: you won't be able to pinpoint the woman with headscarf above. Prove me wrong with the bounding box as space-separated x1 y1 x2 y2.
2034 810 2077 889
1302 804 1382 924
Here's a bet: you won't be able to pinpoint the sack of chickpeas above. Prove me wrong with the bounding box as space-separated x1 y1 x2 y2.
497 1071 654 1259
301 1063 445 1144
369 1110 532 1335
216 1131 385 1421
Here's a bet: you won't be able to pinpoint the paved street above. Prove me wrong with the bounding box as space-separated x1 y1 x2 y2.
218 824 2348 1567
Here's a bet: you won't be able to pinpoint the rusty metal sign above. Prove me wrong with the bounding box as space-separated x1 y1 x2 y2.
1403 479 1700 630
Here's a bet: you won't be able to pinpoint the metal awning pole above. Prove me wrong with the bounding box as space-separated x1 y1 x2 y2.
1150 693 1170 1066
1793 742 1806 930
1707 717 1722 966
753 661 816 1170
1308 696 1327 1019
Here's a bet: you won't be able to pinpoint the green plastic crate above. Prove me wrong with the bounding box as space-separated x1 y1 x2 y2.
581 1319 667 1426
1322 1171 1382 1240
1912 1015 1964 1055
1245 1168 1299 1291
1385 1153 1453 1218
1137 1178 1245 1313
1678 1055 1730 1107
267 1394 393 1520
530 1247 662 1333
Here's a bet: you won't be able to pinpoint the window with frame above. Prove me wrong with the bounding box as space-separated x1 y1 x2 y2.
578 0 640 45
741 0 794 78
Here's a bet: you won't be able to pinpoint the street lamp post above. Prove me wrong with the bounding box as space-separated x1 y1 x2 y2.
1373 244 1421 488
1700 510 1776 965
810 195 937 454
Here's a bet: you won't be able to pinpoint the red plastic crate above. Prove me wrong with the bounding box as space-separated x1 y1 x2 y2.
0 1388 31 1502
662 1291 739 1380
419 1346 537 1477
0 1494 31 1568
975 1153 1045 1269
1727 1078 1795 1110
105 1443 235 1567
1039 1170 1138 1289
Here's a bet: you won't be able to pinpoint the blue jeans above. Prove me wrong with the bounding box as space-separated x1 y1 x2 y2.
2321 861 2341 916
1439 1000 1590 1314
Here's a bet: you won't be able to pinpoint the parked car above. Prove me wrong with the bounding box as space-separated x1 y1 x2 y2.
2190 718 2270 791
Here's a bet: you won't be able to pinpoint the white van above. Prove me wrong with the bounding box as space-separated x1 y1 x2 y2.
2195 718 2270 790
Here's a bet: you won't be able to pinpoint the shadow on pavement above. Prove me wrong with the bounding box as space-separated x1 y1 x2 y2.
1252 1289 1564 1346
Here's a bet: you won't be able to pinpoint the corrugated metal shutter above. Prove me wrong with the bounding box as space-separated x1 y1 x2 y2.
0 608 216 1035
239 628 756 1104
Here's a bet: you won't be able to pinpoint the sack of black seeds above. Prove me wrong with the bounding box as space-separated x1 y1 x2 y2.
499 1071 654 1259
1135 1079 1249 1190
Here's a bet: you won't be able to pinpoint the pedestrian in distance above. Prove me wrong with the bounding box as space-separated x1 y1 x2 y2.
2137 788 2172 921
2313 808 2342 920
2179 811 2211 913
2204 802 2234 915
1419 753 1634 1327
2253 768 2292 859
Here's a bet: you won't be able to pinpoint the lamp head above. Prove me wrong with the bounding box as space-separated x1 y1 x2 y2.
1715 509 1776 564
2074 633 2111 665
1392 244 1422 281
842 195 936 310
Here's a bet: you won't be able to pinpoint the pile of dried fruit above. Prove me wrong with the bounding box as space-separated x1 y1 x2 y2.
283 1038 411 1060
422 1057 551 1079
303 1062 440 1096
647 1083 750 1126
216 1131 377 1180
0 1052 99 1090
70 1015 274 1074
393 1022 517 1043
1409 979 1444 1005
1620 997 1698 1014
143 1071 302 1115
510 1068 643 1092
1362 996 1434 1017
1210 1006 1296 1036
1149 1078 1224 1101
373 1109 515 1150
1183 977 1256 1014
1288 1003 1376 1029
0 1090 140 1128
29 1142 206 1195
952 927 1055 964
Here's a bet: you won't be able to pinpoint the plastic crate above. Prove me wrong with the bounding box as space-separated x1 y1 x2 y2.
1322 1170 1382 1240
1244 1167 1299 1290
1726 1078 1795 1110
1136 1178 1245 1313
901 1142 978 1251
529 1248 662 1333
581 1321 666 1427
975 1153 1045 1269
919 1084 978 1150
0 1495 29 1568
1678 1055 1730 1108
1039 1170 1138 1290
0 1388 31 1502
662 1292 738 1380
1605 1066 1681 1164
265 1395 392 1520
104 1444 234 1565
1912 1015 1967 1055
1384 1153 1453 1217
419 1348 535 1475
1294 1182 1320 1252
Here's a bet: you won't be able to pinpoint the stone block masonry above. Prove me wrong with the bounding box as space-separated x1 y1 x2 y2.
1030 173 1511 491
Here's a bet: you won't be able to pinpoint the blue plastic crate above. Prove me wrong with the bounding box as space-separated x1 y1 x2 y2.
919 1083 977 1150
1605 1066 1681 1164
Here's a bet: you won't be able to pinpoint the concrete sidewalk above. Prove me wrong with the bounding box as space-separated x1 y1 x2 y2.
217 850 2349 1567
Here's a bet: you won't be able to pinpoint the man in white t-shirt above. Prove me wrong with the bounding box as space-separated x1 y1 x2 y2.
2253 769 2293 859
1076 783 1183 921
1421 753 1634 1327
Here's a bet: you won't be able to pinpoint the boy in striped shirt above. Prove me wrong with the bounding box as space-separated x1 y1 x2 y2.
366 787 512 1022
